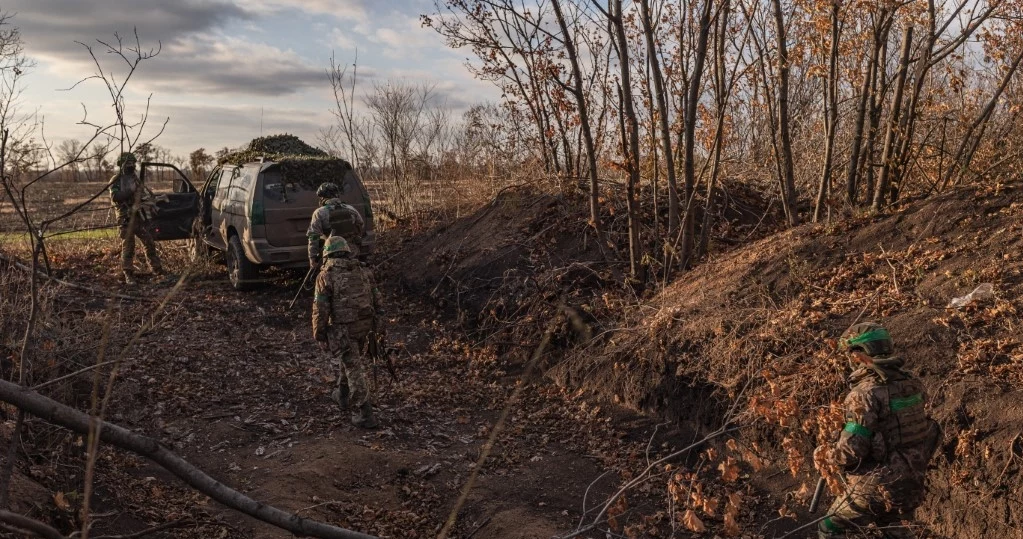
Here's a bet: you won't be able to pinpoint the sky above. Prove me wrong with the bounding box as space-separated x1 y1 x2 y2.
6 0 499 159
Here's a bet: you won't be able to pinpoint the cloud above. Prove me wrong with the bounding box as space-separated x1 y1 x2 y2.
139 36 326 96
153 102 331 153
236 0 371 25
9 0 325 98
8 0 250 54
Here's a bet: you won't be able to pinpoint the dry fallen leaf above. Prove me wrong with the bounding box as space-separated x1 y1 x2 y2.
719 456 740 482
681 509 706 532
701 496 720 516
53 491 71 511
723 511 741 536
795 482 812 502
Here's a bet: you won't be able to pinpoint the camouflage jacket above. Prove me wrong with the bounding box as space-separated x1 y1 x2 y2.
109 172 142 220
831 359 940 478
312 257 380 343
307 198 365 263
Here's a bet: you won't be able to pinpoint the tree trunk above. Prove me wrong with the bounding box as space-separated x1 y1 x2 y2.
872 25 913 212
700 0 732 256
845 31 881 205
552 0 602 234
639 0 680 239
771 0 799 226
814 0 841 222
609 0 642 279
0 379 375 539
680 0 714 269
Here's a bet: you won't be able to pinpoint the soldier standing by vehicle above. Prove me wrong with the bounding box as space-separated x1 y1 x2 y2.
109 152 163 285
312 236 380 429
307 182 364 272
816 322 941 538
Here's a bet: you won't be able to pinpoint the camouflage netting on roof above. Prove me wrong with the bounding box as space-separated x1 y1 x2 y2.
218 134 353 188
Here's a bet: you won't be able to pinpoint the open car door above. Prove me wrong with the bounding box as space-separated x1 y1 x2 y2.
140 162 200 241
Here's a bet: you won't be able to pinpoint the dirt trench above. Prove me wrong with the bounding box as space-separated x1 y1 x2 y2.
3 256 685 539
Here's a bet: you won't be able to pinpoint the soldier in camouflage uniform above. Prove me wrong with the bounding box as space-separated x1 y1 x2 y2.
307 182 365 271
312 236 380 429
109 152 163 284
817 322 941 538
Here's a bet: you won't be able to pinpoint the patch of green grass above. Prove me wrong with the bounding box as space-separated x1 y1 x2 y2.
0 228 118 243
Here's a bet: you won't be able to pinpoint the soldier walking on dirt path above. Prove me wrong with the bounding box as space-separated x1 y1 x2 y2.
109 151 163 285
312 236 380 429
816 322 942 539
307 182 365 272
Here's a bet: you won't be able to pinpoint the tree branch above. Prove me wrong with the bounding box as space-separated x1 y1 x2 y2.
0 510 65 539
0 380 376 539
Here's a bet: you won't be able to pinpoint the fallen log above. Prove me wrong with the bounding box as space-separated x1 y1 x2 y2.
0 379 375 539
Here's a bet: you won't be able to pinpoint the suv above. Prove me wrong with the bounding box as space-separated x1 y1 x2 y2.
143 158 375 290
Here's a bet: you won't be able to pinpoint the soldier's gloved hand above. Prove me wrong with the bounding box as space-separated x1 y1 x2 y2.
309 258 321 271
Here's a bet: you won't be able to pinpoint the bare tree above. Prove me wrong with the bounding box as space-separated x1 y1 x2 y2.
56 138 85 181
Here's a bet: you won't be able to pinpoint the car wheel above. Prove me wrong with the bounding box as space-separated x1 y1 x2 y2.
226 235 258 290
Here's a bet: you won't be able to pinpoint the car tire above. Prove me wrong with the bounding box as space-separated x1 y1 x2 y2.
226 234 258 290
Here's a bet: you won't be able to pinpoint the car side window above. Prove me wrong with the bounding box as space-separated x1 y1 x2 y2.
213 167 240 210
205 169 223 199
229 168 255 205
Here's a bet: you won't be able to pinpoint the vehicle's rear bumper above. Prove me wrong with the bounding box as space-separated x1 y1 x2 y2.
244 238 308 267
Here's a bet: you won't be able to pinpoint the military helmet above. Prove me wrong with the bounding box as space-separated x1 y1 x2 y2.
323 236 352 258
116 152 137 166
317 182 341 199
840 322 894 358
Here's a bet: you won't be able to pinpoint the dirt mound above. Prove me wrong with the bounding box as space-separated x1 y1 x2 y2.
390 181 780 366
391 187 615 364
551 181 1023 537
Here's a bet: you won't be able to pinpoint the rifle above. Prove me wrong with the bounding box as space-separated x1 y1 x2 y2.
368 316 398 383
288 265 316 310
808 477 827 513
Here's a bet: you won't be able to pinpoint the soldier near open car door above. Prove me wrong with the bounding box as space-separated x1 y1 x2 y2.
109 151 163 285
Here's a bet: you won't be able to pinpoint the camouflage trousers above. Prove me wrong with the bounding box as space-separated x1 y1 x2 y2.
327 326 371 410
819 466 925 538
119 216 161 273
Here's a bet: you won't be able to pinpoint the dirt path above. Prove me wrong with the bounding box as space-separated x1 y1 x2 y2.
87 269 655 539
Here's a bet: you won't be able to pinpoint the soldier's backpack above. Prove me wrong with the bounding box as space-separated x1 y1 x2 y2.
330 259 375 339
326 201 364 245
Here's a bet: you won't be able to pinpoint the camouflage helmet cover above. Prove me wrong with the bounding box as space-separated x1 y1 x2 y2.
323 235 351 258
317 182 341 199
116 152 137 166
840 322 894 358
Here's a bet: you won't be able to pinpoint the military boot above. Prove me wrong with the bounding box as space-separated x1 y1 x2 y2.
331 384 350 409
351 403 379 429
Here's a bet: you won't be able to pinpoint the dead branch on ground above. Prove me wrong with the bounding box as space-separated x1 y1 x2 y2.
0 379 376 539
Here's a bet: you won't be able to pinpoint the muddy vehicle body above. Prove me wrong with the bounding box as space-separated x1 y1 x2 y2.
144 159 375 290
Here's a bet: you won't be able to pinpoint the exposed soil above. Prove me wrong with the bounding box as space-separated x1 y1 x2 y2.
3 179 1021 539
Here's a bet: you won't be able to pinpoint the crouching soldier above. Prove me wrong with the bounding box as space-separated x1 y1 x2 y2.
307 182 364 272
817 322 941 538
109 151 163 284
312 236 380 429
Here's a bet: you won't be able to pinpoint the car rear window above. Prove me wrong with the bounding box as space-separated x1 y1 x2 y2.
262 170 317 208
